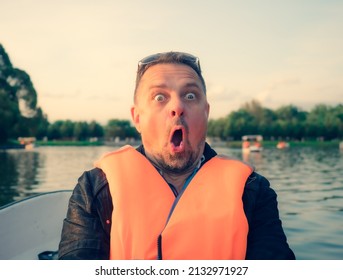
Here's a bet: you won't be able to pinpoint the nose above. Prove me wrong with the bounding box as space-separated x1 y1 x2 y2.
169 97 184 118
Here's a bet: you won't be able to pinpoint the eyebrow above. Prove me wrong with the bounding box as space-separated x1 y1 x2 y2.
148 82 202 91
148 83 168 90
183 82 202 89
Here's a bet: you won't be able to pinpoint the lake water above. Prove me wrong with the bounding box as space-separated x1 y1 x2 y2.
0 145 342 260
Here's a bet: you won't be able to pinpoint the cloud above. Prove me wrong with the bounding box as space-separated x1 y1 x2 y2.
41 90 122 102
207 84 242 102
86 94 121 101
41 91 81 99
256 78 301 105
206 83 250 118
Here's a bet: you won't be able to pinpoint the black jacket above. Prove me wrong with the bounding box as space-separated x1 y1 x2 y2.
58 143 295 260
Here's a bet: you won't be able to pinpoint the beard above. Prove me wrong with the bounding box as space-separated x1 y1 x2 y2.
159 149 197 174
155 138 205 174
145 117 207 174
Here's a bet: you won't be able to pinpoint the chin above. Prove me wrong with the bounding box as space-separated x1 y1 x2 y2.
166 154 194 172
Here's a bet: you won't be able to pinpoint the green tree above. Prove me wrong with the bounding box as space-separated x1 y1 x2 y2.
258 108 277 139
88 121 104 138
73 121 89 141
47 121 63 140
34 108 49 139
0 87 20 142
306 104 342 140
225 109 257 140
274 105 307 140
0 44 48 143
105 119 138 140
241 99 265 123
60 120 75 139
207 118 227 140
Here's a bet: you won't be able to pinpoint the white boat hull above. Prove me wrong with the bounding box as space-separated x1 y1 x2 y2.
0 190 72 260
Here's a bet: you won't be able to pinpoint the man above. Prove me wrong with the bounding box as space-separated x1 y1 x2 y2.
58 52 295 260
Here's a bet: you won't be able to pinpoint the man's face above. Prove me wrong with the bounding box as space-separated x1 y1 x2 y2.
131 63 210 173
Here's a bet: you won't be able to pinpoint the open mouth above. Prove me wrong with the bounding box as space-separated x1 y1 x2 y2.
169 126 185 152
171 129 183 147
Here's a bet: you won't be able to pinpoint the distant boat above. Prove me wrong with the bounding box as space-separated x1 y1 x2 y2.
18 137 36 150
24 142 35 150
276 141 290 149
242 135 263 153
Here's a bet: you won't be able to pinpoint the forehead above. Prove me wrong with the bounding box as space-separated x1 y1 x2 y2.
138 63 202 89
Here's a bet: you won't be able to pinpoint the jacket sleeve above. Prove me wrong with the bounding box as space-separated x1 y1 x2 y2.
58 168 111 260
243 172 296 260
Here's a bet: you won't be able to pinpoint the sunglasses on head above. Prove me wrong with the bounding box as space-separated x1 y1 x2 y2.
138 52 201 72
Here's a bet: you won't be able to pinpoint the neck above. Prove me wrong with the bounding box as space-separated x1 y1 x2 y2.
145 155 203 193
162 169 195 193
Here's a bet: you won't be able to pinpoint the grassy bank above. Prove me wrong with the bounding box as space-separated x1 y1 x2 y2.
2 139 341 149
36 140 104 146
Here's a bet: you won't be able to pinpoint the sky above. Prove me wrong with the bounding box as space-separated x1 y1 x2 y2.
1 0 342 124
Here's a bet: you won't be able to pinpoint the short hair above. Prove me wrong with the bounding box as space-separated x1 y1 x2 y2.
134 52 206 99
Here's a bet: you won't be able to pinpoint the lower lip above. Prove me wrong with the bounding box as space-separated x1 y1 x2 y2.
170 141 185 153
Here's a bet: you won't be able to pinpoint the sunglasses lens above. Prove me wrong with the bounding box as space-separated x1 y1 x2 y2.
138 52 200 71
138 53 161 66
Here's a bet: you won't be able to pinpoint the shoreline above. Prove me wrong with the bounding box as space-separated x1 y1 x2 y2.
1 139 341 150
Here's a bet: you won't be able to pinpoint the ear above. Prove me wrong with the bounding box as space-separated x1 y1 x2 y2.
130 105 141 133
205 102 210 118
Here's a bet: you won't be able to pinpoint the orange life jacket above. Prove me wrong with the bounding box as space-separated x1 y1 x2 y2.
95 145 253 260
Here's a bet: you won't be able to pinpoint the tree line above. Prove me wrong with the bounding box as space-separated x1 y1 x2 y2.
5 100 342 143
0 44 48 143
45 119 139 141
1 43 342 144
208 100 343 141
0 44 140 143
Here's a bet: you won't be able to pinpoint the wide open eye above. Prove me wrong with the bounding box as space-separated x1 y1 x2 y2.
154 94 166 102
185 92 196 100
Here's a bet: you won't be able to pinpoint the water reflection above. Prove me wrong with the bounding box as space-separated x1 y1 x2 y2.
0 145 342 259
216 146 343 259
241 150 263 167
0 146 114 206
0 150 41 206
